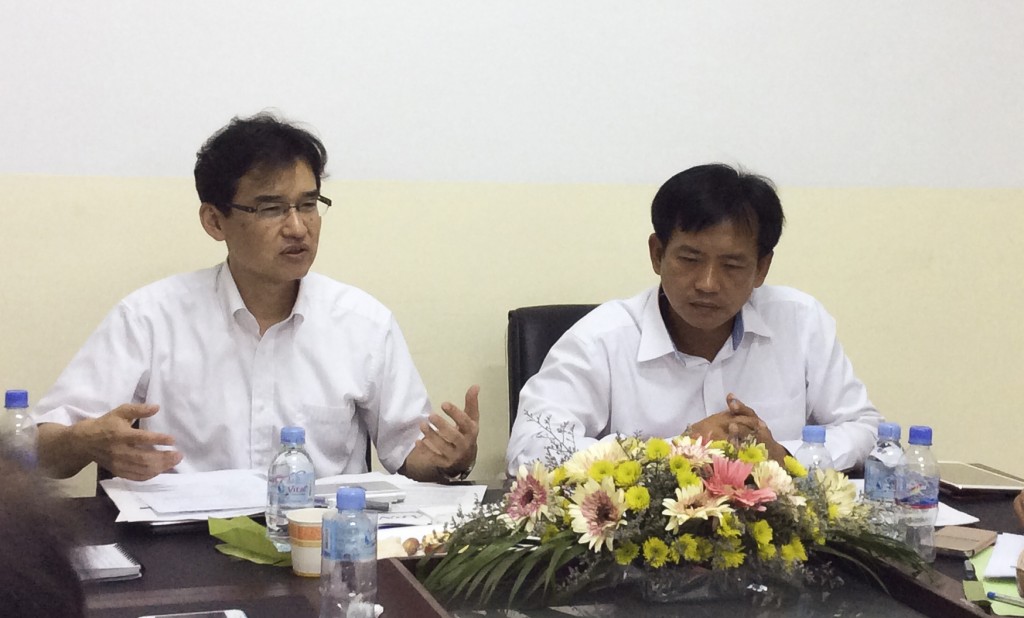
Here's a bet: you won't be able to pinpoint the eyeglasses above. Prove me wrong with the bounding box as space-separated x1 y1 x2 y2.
225 194 332 220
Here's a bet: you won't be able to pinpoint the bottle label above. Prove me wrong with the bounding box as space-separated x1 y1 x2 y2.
323 517 377 561
896 472 939 508
275 470 313 508
864 461 896 501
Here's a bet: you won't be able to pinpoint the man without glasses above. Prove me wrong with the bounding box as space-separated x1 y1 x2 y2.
506 163 881 473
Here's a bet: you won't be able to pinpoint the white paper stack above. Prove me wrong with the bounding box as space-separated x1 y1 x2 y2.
100 469 267 523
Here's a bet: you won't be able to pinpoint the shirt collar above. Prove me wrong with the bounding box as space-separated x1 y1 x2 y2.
637 287 678 362
738 292 774 342
216 262 248 319
215 262 308 329
636 286 774 362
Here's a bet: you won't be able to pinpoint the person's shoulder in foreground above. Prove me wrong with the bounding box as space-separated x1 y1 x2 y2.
506 163 880 475
33 112 479 484
0 445 85 618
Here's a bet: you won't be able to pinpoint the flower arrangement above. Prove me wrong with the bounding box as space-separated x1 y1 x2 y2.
422 428 923 607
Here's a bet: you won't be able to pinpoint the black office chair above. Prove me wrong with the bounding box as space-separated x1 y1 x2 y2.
506 304 598 431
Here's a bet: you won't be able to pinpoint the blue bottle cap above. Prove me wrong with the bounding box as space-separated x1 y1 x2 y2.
801 425 826 444
878 422 901 441
907 425 932 446
336 487 366 511
280 426 305 445
4 390 28 409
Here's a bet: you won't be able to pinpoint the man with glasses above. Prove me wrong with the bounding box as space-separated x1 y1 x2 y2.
32 113 479 483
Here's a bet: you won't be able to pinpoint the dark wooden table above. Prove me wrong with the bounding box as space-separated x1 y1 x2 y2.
78 485 1021 618
77 495 450 618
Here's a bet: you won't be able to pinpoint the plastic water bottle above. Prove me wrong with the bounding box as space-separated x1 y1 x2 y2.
1 390 38 468
794 425 834 473
266 426 315 551
320 487 378 618
864 422 903 538
896 425 940 562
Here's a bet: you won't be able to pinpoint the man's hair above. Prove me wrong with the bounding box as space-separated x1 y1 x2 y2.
0 446 85 618
194 112 328 215
651 163 784 258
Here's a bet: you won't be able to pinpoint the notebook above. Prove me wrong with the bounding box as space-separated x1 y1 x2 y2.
72 543 142 582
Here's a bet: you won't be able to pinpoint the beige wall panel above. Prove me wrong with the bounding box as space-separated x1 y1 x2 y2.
2 176 1021 490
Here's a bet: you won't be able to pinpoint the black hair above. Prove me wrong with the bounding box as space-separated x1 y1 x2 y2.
0 447 85 618
651 164 784 258
194 112 328 215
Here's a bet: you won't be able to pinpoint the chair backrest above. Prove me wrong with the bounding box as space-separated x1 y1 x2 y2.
506 304 598 431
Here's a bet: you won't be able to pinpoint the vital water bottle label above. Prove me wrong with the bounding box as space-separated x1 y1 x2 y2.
276 470 313 507
896 472 939 508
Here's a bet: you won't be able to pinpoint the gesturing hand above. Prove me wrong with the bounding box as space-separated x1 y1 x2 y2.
77 403 182 481
417 385 480 476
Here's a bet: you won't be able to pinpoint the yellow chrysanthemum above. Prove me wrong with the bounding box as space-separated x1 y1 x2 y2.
749 519 773 548
675 466 702 488
708 439 734 456
588 460 615 482
669 455 691 474
715 512 742 539
737 443 768 464
646 437 671 460
673 534 715 563
783 455 807 478
758 543 778 560
713 537 745 569
550 466 567 486
780 537 808 564
613 460 642 486
614 541 640 565
642 537 671 568
624 485 651 511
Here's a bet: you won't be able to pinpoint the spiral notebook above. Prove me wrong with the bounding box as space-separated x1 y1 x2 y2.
72 543 142 582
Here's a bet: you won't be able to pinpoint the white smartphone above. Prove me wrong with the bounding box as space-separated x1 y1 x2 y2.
138 611 247 618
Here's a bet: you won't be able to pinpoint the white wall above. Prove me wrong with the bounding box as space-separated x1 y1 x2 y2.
2 2 1022 185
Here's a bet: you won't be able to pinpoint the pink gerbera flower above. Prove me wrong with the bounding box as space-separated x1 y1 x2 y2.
502 461 554 532
705 456 777 510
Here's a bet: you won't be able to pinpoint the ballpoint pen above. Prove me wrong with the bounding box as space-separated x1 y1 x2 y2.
987 591 1024 609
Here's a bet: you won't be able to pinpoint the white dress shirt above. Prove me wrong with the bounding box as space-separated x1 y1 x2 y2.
506 285 881 474
33 263 431 476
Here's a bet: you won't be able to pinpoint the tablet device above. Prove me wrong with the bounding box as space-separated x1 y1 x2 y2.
939 462 1024 494
315 480 405 503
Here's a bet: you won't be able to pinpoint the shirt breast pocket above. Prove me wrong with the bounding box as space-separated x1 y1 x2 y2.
298 402 359 460
743 394 806 443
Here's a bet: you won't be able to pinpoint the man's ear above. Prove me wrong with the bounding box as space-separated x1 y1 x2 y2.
648 233 665 276
199 203 226 241
754 251 774 287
